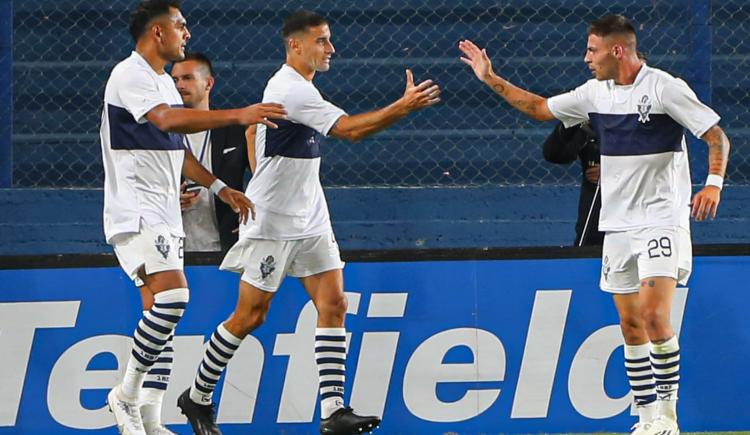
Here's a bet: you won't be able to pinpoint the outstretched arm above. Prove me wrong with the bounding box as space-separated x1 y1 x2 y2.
691 125 731 221
458 39 555 121
329 69 440 142
146 103 287 134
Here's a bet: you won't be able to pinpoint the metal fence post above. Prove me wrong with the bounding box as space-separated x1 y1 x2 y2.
0 0 12 187
688 0 712 184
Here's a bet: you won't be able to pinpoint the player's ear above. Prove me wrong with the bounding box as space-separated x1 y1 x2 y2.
205 76 215 93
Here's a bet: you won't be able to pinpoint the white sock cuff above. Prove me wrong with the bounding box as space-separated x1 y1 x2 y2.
651 336 679 354
138 385 166 404
154 287 190 304
624 342 651 359
316 327 345 336
217 323 243 346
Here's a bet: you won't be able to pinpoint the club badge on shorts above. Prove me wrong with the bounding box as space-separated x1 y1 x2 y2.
154 235 170 259
260 255 276 279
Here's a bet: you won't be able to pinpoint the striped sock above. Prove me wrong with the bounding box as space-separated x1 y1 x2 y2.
625 343 657 423
651 336 680 420
121 288 188 399
189 323 242 405
316 327 346 419
139 332 173 424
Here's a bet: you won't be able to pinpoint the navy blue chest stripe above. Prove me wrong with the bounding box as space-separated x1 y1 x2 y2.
589 113 684 156
108 104 184 151
264 119 322 159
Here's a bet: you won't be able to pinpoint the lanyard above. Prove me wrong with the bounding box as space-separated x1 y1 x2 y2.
184 131 211 166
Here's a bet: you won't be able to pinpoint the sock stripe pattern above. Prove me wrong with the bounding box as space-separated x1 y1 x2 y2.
131 290 188 371
651 337 680 401
190 323 241 404
316 328 346 417
625 344 657 406
142 335 173 391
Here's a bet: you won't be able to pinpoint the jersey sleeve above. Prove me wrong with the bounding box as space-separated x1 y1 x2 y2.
284 83 347 136
114 66 171 123
661 78 720 138
546 80 594 128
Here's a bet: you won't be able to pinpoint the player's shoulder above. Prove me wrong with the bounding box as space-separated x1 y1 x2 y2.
643 64 687 89
265 65 321 104
108 53 155 86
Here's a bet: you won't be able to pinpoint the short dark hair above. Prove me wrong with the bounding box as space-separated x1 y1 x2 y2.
282 10 328 39
588 14 637 38
129 0 182 42
175 51 215 77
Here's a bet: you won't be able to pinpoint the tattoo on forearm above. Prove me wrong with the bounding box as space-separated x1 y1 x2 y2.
491 82 506 95
707 129 730 176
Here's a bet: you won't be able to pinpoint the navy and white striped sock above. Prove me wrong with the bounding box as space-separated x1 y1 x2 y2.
121 288 188 399
625 343 657 423
316 327 346 419
189 323 242 404
139 332 173 425
651 335 680 420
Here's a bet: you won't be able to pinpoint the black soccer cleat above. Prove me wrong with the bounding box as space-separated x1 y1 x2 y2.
320 407 381 435
176 388 222 435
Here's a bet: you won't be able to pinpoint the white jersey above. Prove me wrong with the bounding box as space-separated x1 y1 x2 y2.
547 64 720 232
100 51 185 243
182 131 221 252
240 64 347 240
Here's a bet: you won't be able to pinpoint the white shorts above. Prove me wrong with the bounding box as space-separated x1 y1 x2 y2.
600 226 692 294
111 221 184 287
220 231 345 292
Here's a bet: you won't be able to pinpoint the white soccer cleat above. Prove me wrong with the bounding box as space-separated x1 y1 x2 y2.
643 415 680 435
143 422 176 435
107 386 147 435
631 421 653 435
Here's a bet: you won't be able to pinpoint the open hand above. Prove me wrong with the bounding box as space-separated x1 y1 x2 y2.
400 69 441 112
691 186 720 221
239 103 287 129
458 39 493 83
217 187 256 224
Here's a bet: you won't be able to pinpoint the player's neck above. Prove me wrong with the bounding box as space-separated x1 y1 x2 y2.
614 58 644 86
286 57 315 81
134 43 168 74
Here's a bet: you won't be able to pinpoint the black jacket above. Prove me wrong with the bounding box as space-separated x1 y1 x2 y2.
209 124 249 252
542 122 604 246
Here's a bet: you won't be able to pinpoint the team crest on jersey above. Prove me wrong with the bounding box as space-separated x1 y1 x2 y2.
260 255 276 279
602 255 611 281
154 235 170 259
637 95 652 123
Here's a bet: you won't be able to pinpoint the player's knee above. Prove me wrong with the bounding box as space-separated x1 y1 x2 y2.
641 306 670 331
618 311 646 339
229 301 270 334
315 292 348 319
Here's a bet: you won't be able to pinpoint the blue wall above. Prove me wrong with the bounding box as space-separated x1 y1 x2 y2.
1 186 749 256
1 256 749 433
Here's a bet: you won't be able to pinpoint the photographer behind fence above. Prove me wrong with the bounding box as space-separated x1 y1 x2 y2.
542 121 604 246
173 52 251 253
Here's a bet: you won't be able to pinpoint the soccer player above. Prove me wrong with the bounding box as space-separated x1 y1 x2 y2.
459 14 730 435
101 1 285 434
176 10 440 435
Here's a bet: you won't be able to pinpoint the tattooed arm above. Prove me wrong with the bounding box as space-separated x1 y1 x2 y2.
692 125 731 221
458 39 555 121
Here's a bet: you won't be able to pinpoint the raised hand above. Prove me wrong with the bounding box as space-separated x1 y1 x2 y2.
239 103 287 129
458 39 493 83
217 187 256 224
401 69 441 112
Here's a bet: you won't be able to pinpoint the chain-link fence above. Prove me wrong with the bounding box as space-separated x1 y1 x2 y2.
7 0 750 187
